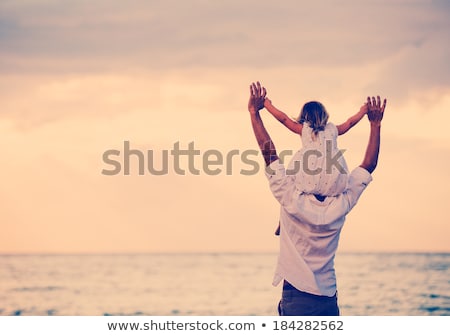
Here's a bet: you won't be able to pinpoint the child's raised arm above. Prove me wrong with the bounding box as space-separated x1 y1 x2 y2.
264 98 303 135
336 103 368 135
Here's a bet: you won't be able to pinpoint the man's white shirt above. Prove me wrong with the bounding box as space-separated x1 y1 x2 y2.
265 155 372 296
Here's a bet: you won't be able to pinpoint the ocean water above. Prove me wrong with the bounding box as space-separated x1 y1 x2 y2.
0 253 448 316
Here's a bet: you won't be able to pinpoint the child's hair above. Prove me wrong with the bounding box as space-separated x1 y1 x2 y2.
297 101 329 136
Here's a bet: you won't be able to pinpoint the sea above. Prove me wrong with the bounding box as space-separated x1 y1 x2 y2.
0 253 448 316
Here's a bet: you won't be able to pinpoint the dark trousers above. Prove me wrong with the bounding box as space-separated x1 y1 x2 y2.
278 281 340 316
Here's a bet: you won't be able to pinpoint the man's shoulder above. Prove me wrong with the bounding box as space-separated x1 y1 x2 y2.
348 166 373 185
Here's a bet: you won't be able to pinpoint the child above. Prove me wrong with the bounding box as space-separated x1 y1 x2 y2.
264 96 368 235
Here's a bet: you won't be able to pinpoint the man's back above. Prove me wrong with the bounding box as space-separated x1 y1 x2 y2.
266 159 373 296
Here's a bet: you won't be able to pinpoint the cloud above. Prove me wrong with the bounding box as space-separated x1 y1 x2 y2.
1 0 450 253
366 26 450 101
1 0 448 73
1 0 449 108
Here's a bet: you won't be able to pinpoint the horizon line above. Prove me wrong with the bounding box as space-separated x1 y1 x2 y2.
0 250 449 256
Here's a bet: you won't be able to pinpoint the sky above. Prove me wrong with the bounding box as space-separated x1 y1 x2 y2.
1 0 449 253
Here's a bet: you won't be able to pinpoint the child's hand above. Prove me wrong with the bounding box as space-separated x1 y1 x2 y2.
360 103 368 114
264 97 272 108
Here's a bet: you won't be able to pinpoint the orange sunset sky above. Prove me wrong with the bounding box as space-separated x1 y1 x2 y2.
1 0 449 253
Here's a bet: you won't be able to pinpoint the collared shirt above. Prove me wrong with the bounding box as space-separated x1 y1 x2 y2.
265 157 373 296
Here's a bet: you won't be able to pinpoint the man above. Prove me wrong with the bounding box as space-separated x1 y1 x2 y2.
247 81 386 316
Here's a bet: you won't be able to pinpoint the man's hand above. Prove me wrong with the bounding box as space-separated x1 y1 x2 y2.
247 81 279 166
367 96 386 126
359 95 386 173
248 81 267 114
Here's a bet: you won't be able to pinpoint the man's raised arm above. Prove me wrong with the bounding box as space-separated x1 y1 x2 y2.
248 82 279 166
360 96 386 173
